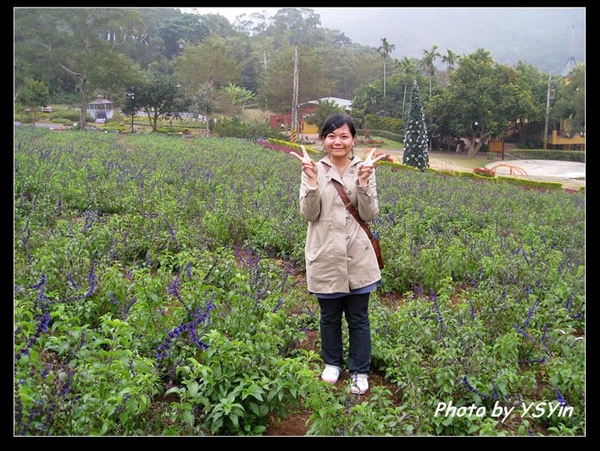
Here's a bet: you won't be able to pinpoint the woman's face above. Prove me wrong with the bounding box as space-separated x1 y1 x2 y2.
323 123 355 159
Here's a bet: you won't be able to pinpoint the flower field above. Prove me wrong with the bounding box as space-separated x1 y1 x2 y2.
14 128 585 436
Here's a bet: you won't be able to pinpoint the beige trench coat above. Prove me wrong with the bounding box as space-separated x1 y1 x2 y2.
298 155 382 294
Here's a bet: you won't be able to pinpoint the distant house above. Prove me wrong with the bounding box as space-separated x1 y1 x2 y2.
87 96 114 123
269 97 353 134
298 97 353 113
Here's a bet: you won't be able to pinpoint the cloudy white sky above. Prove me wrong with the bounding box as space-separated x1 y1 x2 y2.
179 7 585 74
180 7 277 22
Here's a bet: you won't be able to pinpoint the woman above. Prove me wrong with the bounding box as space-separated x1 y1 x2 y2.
290 113 387 395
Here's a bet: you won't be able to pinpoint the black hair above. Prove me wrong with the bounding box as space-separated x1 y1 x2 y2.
319 113 357 141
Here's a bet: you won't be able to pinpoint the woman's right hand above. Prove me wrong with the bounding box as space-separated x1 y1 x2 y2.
290 145 317 183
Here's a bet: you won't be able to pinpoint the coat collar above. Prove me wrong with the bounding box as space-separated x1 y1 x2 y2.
320 155 362 171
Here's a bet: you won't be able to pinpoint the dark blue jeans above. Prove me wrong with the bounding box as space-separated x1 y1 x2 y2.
317 293 371 375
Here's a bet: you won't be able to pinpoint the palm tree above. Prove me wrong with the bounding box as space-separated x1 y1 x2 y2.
441 49 460 74
353 83 380 132
422 45 441 100
422 45 440 151
378 37 396 116
440 49 460 87
399 56 419 118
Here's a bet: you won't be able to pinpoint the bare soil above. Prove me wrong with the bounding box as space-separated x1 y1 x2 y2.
264 332 403 436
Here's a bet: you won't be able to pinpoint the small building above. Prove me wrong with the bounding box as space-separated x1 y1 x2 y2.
87 96 114 122
269 97 353 134
298 97 353 114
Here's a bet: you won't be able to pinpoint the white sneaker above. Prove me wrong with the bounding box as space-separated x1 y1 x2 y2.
321 365 341 384
351 373 369 394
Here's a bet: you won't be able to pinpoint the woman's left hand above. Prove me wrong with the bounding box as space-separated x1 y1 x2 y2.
358 148 388 186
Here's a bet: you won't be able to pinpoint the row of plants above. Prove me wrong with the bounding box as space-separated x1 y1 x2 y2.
14 127 585 435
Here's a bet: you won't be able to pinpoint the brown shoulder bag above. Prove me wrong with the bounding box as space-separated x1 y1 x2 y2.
323 163 384 269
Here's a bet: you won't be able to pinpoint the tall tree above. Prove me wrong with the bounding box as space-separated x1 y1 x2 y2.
441 49 460 74
378 37 395 116
429 48 544 157
352 83 381 127
15 77 50 125
552 63 585 136
220 83 256 116
397 57 420 117
439 49 460 87
14 8 145 130
422 45 441 151
402 81 429 172
256 45 332 114
422 45 441 100
174 36 241 93
135 71 185 132
189 82 217 137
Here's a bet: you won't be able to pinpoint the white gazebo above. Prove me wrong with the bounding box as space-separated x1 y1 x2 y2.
87 96 114 123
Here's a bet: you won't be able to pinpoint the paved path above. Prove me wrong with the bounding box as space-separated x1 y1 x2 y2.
484 159 585 189
485 159 585 179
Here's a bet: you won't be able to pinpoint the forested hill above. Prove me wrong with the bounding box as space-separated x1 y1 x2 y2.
312 7 585 74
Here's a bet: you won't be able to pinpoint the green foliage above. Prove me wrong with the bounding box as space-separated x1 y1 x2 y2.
313 100 344 132
213 117 285 140
364 114 405 135
14 129 585 436
14 7 584 156
15 78 50 123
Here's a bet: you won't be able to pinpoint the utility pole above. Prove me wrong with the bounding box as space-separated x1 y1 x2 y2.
291 46 299 143
543 71 553 149
263 50 269 121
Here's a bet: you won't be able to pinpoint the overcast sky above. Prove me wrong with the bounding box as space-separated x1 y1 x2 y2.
180 7 278 22
180 7 585 73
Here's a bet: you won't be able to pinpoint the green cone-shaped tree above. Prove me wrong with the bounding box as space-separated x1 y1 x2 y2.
402 80 429 172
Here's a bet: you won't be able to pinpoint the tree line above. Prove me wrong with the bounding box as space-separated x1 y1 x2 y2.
14 7 584 154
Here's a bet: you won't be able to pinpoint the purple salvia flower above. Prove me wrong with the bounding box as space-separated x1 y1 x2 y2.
81 209 95 233
523 299 538 328
167 276 183 303
540 323 551 354
58 368 74 397
555 387 569 407
163 216 180 247
429 288 445 329
413 282 424 296
72 330 87 356
565 294 573 310
469 301 476 320
15 312 51 361
85 260 97 298
67 272 80 289
514 323 529 338
21 221 31 247
156 294 215 360
273 298 283 313
31 274 47 290
521 248 529 264
123 295 137 319
462 376 491 400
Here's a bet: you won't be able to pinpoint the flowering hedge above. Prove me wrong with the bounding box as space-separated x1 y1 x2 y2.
473 167 496 177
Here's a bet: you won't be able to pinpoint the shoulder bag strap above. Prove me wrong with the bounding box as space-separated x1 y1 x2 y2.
323 163 375 241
